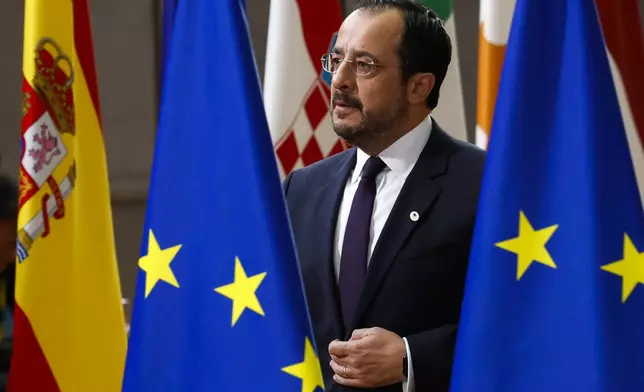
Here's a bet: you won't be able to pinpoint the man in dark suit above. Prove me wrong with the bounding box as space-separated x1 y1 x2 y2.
283 0 485 391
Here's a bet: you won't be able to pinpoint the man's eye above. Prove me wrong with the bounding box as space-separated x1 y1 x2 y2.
356 61 372 70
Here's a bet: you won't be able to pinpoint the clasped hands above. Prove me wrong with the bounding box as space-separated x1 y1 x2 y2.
329 327 406 388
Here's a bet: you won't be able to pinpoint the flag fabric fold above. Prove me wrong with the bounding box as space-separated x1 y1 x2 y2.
595 0 644 206
121 0 322 391
10 1 127 391
450 0 644 390
161 0 178 78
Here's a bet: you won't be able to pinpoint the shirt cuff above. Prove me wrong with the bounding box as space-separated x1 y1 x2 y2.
402 337 415 392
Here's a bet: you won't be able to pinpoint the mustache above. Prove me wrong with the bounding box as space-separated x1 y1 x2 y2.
332 92 363 110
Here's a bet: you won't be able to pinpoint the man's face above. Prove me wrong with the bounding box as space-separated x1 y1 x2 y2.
0 219 16 272
330 9 408 146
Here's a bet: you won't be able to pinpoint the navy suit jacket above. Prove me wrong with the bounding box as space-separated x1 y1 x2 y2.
283 121 486 391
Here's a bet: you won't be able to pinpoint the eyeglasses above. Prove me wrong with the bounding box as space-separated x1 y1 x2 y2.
320 53 379 76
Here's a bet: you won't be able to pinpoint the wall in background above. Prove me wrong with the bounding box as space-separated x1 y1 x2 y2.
0 0 642 306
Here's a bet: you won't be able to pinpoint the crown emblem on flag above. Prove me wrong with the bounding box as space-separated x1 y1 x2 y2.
17 37 78 262
32 38 76 135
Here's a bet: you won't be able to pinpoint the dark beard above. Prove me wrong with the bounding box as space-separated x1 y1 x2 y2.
331 92 407 147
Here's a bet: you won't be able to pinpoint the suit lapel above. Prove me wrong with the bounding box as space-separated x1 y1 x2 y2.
347 126 451 333
312 149 356 338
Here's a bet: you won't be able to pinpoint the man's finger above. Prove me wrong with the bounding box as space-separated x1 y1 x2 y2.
333 373 366 388
328 339 352 357
329 359 350 378
349 328 371 341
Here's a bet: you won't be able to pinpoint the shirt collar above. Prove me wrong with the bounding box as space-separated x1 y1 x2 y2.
351 116 433 183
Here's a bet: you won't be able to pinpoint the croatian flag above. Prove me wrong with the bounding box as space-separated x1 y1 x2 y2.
263 0 348 178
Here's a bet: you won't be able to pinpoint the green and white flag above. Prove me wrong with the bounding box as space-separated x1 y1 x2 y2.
419 0 467 142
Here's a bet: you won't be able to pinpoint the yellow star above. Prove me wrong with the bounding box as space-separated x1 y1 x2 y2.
214 257 267 326
601 234 644 302
281 337 324 392
495 211 559 280
138 229 182 298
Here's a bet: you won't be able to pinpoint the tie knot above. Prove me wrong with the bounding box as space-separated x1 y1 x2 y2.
361 156 386 180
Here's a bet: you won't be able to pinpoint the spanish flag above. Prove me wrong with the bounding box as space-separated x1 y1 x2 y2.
9 1 127 391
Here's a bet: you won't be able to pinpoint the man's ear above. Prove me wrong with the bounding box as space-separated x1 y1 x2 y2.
407 72 435 105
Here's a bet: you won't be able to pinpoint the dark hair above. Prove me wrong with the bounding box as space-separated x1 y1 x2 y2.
355 0 452 109
0 174 18 221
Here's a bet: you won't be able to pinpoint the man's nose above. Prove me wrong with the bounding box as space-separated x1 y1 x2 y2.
331 60 356 92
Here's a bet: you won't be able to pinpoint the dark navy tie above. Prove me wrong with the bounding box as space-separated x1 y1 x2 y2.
338 156 387 328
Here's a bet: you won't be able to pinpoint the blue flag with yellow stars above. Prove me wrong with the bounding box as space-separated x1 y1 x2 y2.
121 0 323 391
449 0 644 390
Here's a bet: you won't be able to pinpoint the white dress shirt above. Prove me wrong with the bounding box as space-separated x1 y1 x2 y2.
333 116 432 392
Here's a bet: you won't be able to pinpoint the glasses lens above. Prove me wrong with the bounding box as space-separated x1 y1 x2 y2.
321 54 332 73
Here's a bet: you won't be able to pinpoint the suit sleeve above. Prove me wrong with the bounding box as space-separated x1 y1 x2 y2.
404 323 458 390
402 222 470 391
402 148 485 391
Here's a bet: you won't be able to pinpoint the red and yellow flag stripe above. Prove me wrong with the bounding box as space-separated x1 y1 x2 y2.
9 1 126 391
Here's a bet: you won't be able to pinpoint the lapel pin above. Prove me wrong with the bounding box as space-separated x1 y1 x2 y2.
409 211 419 222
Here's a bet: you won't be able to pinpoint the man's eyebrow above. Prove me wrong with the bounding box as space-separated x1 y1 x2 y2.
354 50 380 63
331 48 380 63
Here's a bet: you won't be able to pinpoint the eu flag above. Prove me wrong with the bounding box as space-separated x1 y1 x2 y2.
121 0 323 391
161 0 177 75
449 0 644 390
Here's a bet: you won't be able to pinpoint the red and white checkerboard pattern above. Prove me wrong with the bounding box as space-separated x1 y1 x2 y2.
275 80 349 177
